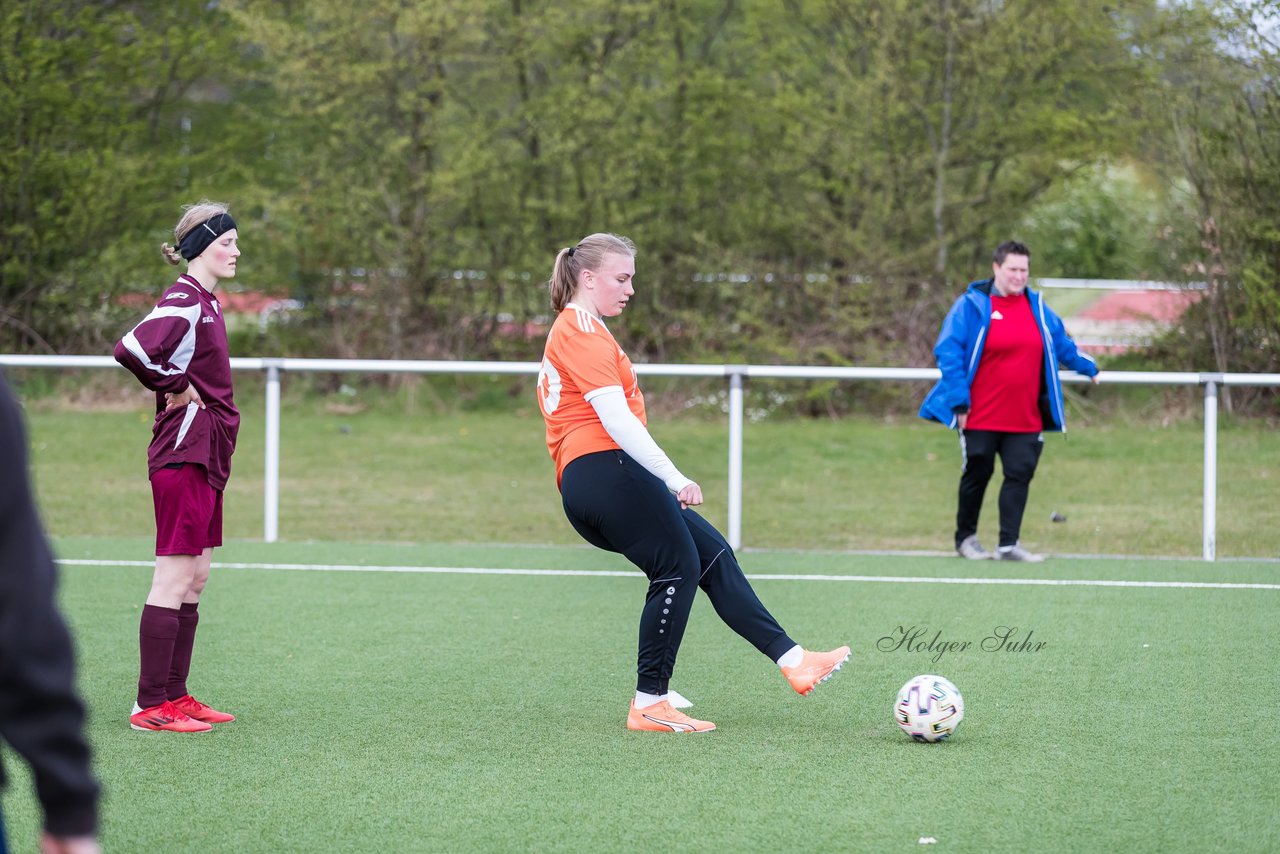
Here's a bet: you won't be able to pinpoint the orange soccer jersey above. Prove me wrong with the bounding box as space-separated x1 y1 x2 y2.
537 303 646 486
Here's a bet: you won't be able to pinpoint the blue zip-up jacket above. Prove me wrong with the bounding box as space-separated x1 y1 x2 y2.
919 279 1098 431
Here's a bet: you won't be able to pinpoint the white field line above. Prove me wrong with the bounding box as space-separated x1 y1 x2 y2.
55 559 1280 590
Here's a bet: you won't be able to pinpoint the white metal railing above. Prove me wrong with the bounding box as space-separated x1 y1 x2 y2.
1036 278 1207 291
5 354 1278 560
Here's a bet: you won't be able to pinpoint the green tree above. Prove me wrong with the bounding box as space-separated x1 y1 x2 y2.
695 0 1150 370
1134 0 1280 405
1016 162 1195 280
12 0 1268 404
0 0 253 353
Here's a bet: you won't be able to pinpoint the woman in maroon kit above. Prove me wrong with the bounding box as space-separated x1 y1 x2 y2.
114 201 241 733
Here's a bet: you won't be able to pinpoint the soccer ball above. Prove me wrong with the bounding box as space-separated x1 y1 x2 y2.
895 675 964 742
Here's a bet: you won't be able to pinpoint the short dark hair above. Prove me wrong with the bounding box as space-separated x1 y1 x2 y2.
993 240 1030 266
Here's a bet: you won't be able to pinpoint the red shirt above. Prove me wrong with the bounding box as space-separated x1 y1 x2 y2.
114 275 240 490
967 293 1044 432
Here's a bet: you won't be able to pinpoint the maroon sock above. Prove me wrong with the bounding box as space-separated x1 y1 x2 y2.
166 602 200 701
137 604 180 709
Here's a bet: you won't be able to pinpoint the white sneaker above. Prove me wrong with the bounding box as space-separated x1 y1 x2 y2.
957 535 991 560
995 543 1045 563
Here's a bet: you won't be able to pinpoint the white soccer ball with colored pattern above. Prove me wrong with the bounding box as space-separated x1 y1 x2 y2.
895 675 964 742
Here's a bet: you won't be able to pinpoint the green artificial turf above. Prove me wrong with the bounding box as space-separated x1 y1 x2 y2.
2 540 1277 852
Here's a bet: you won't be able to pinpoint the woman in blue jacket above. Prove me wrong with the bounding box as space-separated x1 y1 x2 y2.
920 241 1099 562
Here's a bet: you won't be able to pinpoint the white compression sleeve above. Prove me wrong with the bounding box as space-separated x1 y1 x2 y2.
587 388 694 495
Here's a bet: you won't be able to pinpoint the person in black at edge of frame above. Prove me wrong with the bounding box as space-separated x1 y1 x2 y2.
0 371 100 854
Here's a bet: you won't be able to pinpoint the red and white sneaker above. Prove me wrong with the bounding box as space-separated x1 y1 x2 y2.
130 700 213 733
781 645 852 696
170 694 236 723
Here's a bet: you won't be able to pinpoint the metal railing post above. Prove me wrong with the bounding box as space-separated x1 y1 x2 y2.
264 361 282 543
1202 377 1219 561
727 368 745 550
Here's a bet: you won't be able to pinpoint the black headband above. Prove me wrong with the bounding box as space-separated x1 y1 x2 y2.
178 212 237 261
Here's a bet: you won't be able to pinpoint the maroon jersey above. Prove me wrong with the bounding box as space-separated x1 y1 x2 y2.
114 274 239 490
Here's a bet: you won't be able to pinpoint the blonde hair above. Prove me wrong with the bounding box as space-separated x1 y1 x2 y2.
161 200 232 265
547 233 637 311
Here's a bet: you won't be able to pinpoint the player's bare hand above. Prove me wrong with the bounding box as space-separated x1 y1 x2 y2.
1091 374 1101 385
677 483 703 509
165 385 205 411
956 412 968 431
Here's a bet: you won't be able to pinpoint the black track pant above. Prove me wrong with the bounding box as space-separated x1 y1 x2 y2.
561 450 796 694
955 429 1044 549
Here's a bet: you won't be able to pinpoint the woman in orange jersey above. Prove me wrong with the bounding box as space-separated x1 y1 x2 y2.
536 232 850 733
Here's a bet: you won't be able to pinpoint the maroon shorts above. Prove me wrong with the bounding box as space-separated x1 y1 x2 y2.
151 463 223 555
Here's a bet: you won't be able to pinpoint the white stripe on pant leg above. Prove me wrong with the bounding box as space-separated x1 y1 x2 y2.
699 548 726 580
958 430 968 473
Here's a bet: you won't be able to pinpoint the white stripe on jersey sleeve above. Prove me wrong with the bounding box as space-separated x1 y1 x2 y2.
573 306 599 333
121 303 202 377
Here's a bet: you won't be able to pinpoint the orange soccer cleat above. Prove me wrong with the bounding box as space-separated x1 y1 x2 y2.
130 700 214 733
170 694 236 724
626 699 717 733
781 646 852 696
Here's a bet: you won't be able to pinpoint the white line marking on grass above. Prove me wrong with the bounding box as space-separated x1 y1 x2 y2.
56 559 1280 590
58 559 637 578
744 547 1280 564
756 574 1280 590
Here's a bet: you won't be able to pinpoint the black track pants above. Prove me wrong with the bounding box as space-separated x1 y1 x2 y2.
955 429 1044 549
561 450 796 694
